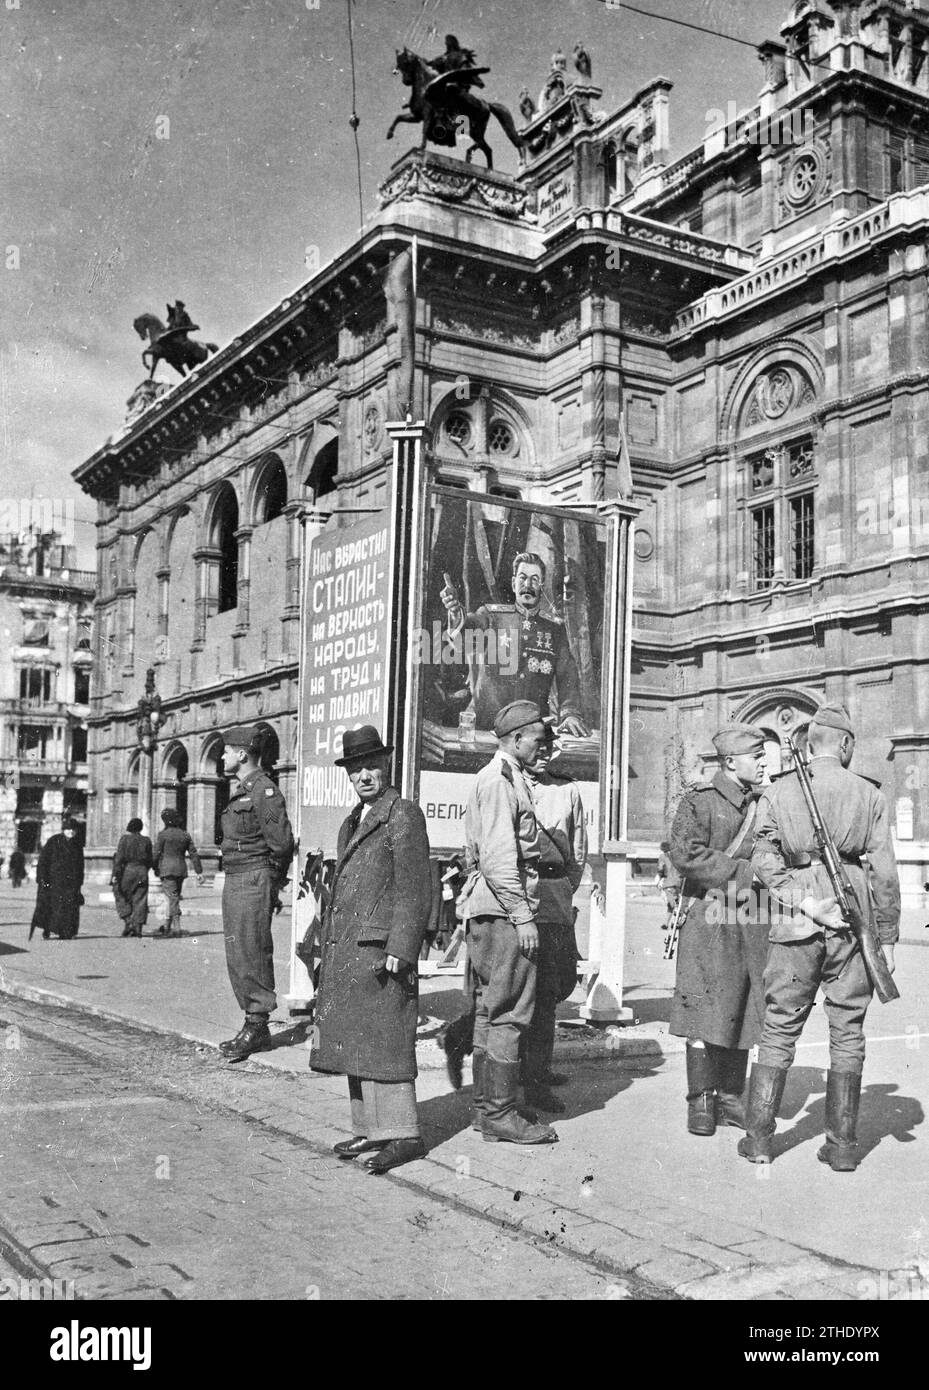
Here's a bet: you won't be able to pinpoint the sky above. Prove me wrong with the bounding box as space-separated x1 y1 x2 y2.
3 0 789 565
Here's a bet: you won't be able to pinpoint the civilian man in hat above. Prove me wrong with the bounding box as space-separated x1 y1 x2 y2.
460 699 558 1145
521 722 586 1112
440 552 589 736
668 724 768 1136
217 726 294 1063
313 726 433 1174
740 703 900 1170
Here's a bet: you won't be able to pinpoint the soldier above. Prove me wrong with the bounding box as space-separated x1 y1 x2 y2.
440 552 589 735
668 724 769 1136
739 703 900 1171
460 699 558 1145
521 723 586 1113
217 726 295 1064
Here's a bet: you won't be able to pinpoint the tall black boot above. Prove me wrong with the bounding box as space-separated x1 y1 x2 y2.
737 1064 788 1163
481 1058 557 1145
685 1043 717 1136
470 1049 485 1132
817 1071 862 1172
712 1046 748 1129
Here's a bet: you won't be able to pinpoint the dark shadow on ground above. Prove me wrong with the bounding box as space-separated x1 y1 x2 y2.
0 941 28 956
417 1055 666 1151
773 1068 923 1161
621 994 672 1026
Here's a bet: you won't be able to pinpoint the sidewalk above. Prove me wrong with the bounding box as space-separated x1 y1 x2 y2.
1 880 927 1300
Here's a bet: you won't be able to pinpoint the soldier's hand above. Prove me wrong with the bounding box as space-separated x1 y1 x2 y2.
558 714 591 738
440 573 462 614
799 895 845 929
385 954 402 974
517 921 539 958
881 943 896 976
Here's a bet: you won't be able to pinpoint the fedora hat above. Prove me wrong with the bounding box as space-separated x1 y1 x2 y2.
335 725 394 767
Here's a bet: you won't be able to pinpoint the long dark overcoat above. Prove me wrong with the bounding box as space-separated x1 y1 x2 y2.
668 772 769 1050
31 835 84 939
312 788 432 1082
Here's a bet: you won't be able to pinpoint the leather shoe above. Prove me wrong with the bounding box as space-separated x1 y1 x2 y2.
364 1138 426 1174
333 1136 388 1160
219 1023 249 1054
225 1020 271 1063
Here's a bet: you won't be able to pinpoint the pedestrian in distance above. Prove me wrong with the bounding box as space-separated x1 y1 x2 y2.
153 807 204 937
459 699 558 1145
9 848 27 888
217 726 295 1064
112 818 154 937
668 724 769 1137
314 726 433 1175
29 818 84 941
739 703 900 1171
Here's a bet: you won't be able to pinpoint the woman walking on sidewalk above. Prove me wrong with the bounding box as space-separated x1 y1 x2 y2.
112 818 153 937
153 808 204 936
30 819 84 940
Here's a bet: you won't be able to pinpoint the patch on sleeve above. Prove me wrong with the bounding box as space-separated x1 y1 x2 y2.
265 787 275 796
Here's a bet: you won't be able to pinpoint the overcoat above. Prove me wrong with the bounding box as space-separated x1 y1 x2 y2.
668 771 768 1050
312 788 432 1082
31 834 84 939
153 826 203 880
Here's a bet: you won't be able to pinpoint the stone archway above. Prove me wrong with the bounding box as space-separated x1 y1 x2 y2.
734 689 819 777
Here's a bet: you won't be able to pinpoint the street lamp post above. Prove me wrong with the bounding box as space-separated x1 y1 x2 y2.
136 667 162 832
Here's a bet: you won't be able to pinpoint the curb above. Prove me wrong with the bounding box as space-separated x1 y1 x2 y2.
0 979 886 1302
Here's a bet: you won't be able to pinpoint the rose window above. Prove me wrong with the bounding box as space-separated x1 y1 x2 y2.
444 411 472 449
488 419 516 455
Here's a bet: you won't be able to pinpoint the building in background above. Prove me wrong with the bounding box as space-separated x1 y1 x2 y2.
74 1 929 895
0 529 94 860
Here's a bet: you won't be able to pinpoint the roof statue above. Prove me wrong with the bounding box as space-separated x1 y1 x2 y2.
387 39 523 169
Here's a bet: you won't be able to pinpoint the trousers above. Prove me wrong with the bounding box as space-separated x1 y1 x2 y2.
756 931 872 1075
222 862 276 1018
160 876 184 930
466 914 536 1065
115 864 149 931
347 1075 420 1141
524 919 578 1081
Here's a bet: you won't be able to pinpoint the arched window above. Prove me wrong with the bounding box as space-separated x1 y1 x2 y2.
255 458 288 524
211 486 239 614
307 438 339 502
431 392 530 493
604 140 618 202
162 744 189 825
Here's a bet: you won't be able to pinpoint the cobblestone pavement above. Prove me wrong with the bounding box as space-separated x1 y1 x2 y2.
0 997 649 1301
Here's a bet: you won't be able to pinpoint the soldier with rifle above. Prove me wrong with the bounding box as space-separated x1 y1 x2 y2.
739 703 900 1171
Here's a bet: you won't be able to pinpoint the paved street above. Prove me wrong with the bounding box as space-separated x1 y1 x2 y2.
1 880 927 1301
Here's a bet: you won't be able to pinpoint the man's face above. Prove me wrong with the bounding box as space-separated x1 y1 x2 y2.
839 734 855 769
513 721 546 768
513 562 543 613
62 828 76 841
730 749 767 788
346 756 389 803
221 745 244 777
534 737 554 771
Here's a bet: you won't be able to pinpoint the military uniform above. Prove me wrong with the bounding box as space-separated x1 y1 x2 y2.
449 603 583 731
219 751 294 1033
668 724 769 1136
459 699 557 1145
522 762 586 1104
740 703 901 1170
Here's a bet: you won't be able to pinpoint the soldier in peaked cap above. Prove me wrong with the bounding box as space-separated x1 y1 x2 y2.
668 722 769 1137
217 726 294 1063
739 703 900 1171
458 700 558 1145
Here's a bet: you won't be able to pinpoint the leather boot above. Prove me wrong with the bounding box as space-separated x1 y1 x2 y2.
471 1049 486 1132
817 1071 862 1172
219 1021 249 1054
442 1010 475 1091
713 1046 748 1129
737 1064 788 1163
225 1019 271 1063
481 1059 557 1145
685 1043 717 1136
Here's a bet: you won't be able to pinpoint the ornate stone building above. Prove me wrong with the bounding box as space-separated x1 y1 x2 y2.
75 1 929 894
0 530 94 858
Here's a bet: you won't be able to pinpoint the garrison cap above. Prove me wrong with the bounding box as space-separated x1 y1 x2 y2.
494 700 545 738
221 725 263 751
712 723 766 757
810 702 854 735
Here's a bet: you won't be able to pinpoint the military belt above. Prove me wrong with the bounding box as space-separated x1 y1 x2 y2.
538 864 569 880
785 850 862 869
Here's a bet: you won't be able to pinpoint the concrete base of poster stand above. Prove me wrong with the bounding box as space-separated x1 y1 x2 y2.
579 846 634 1025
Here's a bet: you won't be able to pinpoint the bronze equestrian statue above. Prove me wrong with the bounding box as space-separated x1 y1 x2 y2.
133 305 218 379
387 43 523 169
